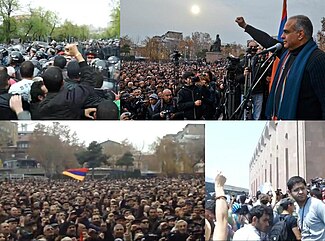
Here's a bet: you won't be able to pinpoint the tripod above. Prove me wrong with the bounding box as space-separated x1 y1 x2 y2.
230 51 277 120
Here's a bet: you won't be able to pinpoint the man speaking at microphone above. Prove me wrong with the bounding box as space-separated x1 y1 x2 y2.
236 15 325 120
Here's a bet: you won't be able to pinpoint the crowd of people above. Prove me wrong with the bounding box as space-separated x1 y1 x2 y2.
0 177 205 241
119 14 325 121
205 174 325 241
119 61 230 120
0 41 120 120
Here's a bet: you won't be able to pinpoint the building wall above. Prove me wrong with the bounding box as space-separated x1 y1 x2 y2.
249 121 309 195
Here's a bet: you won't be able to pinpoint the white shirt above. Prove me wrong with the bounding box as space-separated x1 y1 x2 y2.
8 78 34 102
233 224 262 241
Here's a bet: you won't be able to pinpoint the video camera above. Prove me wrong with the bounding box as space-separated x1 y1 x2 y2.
246 46 258 55
226 56 241 72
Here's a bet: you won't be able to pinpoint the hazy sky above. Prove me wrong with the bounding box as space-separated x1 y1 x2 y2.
205 121 266 188
121 0 325 45
15 121 204 153
19 0 112 28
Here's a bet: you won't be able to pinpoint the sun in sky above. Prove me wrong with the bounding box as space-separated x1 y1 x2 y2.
190 4 200 15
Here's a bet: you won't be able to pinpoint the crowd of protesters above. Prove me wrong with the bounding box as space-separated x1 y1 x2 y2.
205 174 325 241
0 177 205 241
119 60 233 120
0 41 120 120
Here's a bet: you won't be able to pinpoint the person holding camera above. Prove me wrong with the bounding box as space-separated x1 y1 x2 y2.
177 72 204 120
152 89 183 120
242 40 270 120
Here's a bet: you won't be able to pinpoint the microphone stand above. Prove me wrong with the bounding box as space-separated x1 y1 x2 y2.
230 51 278 120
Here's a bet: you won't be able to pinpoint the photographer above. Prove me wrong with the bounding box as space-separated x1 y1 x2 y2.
128 89 147 120
152 89 183 120
241 40 270 120
197 75 216 120
177 72 204 120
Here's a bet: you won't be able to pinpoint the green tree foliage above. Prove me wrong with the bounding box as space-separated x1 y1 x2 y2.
106 6 120 38
52 20 90 42
75 141 109 179
0 0 19 43
17 7 58 42
0 0 117 43
115 151 134 170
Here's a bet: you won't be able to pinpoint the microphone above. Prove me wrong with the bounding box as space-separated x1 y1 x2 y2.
258 43 283 55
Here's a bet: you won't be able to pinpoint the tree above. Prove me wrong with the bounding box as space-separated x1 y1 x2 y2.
75 141 109 179
115 151 134 170
140 36 169 61
190 32 212 59
105 5 120 38
0 0 19 43
28 123 81 177
151 137 179 176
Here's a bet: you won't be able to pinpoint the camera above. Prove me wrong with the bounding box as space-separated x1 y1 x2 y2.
226 56 241 72
161 110 172 120
246 46 258 54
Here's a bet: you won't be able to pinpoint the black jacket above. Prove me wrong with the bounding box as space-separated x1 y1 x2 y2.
177 85 204 120
152 98 183 120
0 89 29 120
38 61 95 119
246 25 325 119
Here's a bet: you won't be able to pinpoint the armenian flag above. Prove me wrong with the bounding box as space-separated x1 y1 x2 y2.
62 168 89 181
269 0 287 91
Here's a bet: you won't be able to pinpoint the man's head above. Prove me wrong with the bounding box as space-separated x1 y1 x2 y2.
149 93 158 105
113 224 124 238
20 61 34 79
96 100 119 120
182 71 195 86
54 55 67 69
66 222 77 236
0 66 9 90
67 60 81 80
162 89 173 103
43 224 54 237
310 187 323 200
42 66 63 92
148 207 157 219
248 205 270 233
281 15 313 51
175 220 187 234
280 198 295 213
247 40 259 55
287 176 307 205
0 222 10 235
30 81 47 103
140 217 149 229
